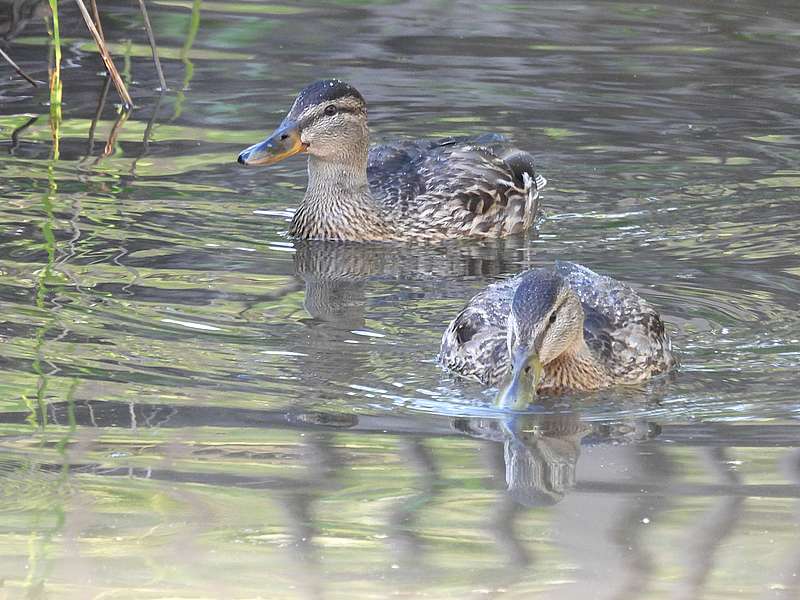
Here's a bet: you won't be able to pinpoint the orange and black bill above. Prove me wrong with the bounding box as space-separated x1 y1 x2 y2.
237 119 306 166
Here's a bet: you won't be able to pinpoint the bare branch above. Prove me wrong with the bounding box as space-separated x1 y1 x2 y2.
73 0 134 108
137 0 167 91
0 46 38 87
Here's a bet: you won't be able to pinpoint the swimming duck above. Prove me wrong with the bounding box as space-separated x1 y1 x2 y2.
238 80 546 242
439 262 676 408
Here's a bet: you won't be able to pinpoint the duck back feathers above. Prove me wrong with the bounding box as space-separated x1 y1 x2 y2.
367 134 545 240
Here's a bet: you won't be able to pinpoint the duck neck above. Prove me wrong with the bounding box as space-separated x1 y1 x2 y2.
544 335 610 391
290 150 392 241
308 151 370 193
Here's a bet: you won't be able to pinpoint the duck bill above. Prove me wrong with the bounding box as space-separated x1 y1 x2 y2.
238 120 306 166
495 348 543 410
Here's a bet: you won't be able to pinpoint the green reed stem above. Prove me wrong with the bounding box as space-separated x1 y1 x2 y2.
48 0 62 160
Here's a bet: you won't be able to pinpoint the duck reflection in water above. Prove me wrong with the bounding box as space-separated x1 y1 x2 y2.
274 238 535 404
454 411 660 507
290 237 536 333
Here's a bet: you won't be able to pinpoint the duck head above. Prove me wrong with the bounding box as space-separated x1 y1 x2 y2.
238 80 369 167
496 269 585 409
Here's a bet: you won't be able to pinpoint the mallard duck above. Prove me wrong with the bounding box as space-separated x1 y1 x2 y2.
237 80 546 242
439 262 676 408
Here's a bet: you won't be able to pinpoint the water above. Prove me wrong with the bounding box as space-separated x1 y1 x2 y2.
1 0 799 597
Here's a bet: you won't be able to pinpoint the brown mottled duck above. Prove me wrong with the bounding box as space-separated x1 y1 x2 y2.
439 262 676 408
237 80 546 242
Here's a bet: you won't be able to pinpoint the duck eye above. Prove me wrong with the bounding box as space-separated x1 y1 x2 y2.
548 312 557 324
324 104 337 116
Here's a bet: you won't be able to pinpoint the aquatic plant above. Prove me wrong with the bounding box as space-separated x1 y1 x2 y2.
4 0 168 109
46 0 61 157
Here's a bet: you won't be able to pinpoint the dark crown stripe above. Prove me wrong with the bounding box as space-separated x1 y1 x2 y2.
290 80 365 117
512 269 563 322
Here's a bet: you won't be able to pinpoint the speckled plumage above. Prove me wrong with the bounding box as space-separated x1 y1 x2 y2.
244 80 546 242
439 262 677 392
364 134 547 240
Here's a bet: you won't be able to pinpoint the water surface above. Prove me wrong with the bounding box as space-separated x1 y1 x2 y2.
1 0 799 598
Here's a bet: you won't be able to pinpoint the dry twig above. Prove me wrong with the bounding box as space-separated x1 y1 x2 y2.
89 0 106 41
0 46 38 87
73 0 134 108
137 0 167 91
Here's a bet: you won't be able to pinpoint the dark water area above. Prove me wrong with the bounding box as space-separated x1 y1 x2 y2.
1 0 800 597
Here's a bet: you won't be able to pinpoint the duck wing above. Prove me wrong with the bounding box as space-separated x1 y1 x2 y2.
438 272 524 385
368 135 546 239
554 261 677 382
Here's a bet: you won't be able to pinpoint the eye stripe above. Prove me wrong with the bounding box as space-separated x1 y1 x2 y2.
299 106 359 129
542 299 565 333
295 97 363 122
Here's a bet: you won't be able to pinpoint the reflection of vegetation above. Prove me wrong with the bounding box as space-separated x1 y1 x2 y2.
13 44 75 593
131 91 164 174
153 1 302 15
29 124 59 428
84 76 111 158
0 414 798 597
8 114 38 154
121 38 132 87
28 189 54 427
12 37 249 61
0 114 268 144
173 0 201 121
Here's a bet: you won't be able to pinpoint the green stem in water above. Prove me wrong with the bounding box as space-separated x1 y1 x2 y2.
48 0 62 160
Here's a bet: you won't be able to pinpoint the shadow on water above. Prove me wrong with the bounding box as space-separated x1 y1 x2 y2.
1 0 800 597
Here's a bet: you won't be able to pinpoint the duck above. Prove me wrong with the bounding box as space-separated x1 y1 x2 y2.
439 262 676 408
237 80 546 242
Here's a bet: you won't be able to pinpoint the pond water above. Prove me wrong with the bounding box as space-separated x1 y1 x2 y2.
1 0 800 597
